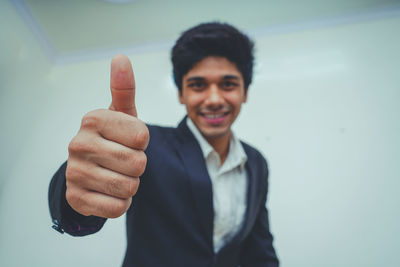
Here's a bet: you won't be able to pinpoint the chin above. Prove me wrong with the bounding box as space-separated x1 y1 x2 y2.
200 127 231 141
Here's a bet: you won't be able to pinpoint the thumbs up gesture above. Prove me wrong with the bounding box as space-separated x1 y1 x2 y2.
65 55 149 218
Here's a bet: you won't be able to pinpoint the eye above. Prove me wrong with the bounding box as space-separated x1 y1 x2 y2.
221 80 238 90
188 81 206 91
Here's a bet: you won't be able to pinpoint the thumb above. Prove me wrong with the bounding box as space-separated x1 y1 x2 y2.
109 54 137 117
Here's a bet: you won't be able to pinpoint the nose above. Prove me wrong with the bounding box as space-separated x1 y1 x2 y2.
205 84 224 108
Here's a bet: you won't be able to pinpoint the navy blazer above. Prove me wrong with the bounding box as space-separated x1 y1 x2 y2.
49 118 279 267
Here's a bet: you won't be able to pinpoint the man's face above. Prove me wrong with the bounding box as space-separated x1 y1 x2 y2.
179 56 248 143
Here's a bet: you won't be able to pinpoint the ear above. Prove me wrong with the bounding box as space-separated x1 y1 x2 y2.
178 89 185 104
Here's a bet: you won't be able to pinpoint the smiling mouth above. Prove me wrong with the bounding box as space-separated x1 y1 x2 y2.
202 112 229 119
200 111 230 125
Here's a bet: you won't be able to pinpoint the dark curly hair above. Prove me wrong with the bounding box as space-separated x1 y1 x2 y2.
171 22 254 91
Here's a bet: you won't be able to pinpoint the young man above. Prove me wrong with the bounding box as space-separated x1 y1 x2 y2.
49 22 279 267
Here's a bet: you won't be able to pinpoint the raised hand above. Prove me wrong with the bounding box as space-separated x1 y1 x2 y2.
65 55 149 218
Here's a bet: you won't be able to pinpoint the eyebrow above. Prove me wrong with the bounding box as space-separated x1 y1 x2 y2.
186 77 205 83
222 75 240 80
185 75 240 83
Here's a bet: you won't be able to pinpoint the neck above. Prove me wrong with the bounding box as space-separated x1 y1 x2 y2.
206 132 231 165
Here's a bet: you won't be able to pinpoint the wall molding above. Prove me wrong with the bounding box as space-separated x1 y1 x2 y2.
11 0 400 65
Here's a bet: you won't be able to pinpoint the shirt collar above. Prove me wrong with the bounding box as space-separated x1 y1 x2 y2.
186 117 247 172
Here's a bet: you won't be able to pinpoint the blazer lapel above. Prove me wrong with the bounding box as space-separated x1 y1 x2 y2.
240 150 259 239
174 117 214 247
218 143 259 253
172 118 260 252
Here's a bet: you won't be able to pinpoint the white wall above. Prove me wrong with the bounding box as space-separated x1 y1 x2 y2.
245 17 400 267
1 1 399 266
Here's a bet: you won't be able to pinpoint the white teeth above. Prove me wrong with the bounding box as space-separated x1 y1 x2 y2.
204 113 224 119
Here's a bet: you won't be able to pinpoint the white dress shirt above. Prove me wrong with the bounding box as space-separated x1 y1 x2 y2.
187 118 248 253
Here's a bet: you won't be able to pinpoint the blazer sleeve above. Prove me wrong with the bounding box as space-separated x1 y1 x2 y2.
239 157 279 267
48 161 107 236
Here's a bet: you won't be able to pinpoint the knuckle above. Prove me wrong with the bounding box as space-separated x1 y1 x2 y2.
131 152 147 176
137 153 147 175
65 163 76 182
66 187 94 217
81 111 102 129
68 137 80 154
134 124 150 149
66 189 83 211
107 176 121 197
112 149 130 162
127 178 140 197
66 189 93 216
109 200 129 218
65 162 83 183
68 137 92 155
